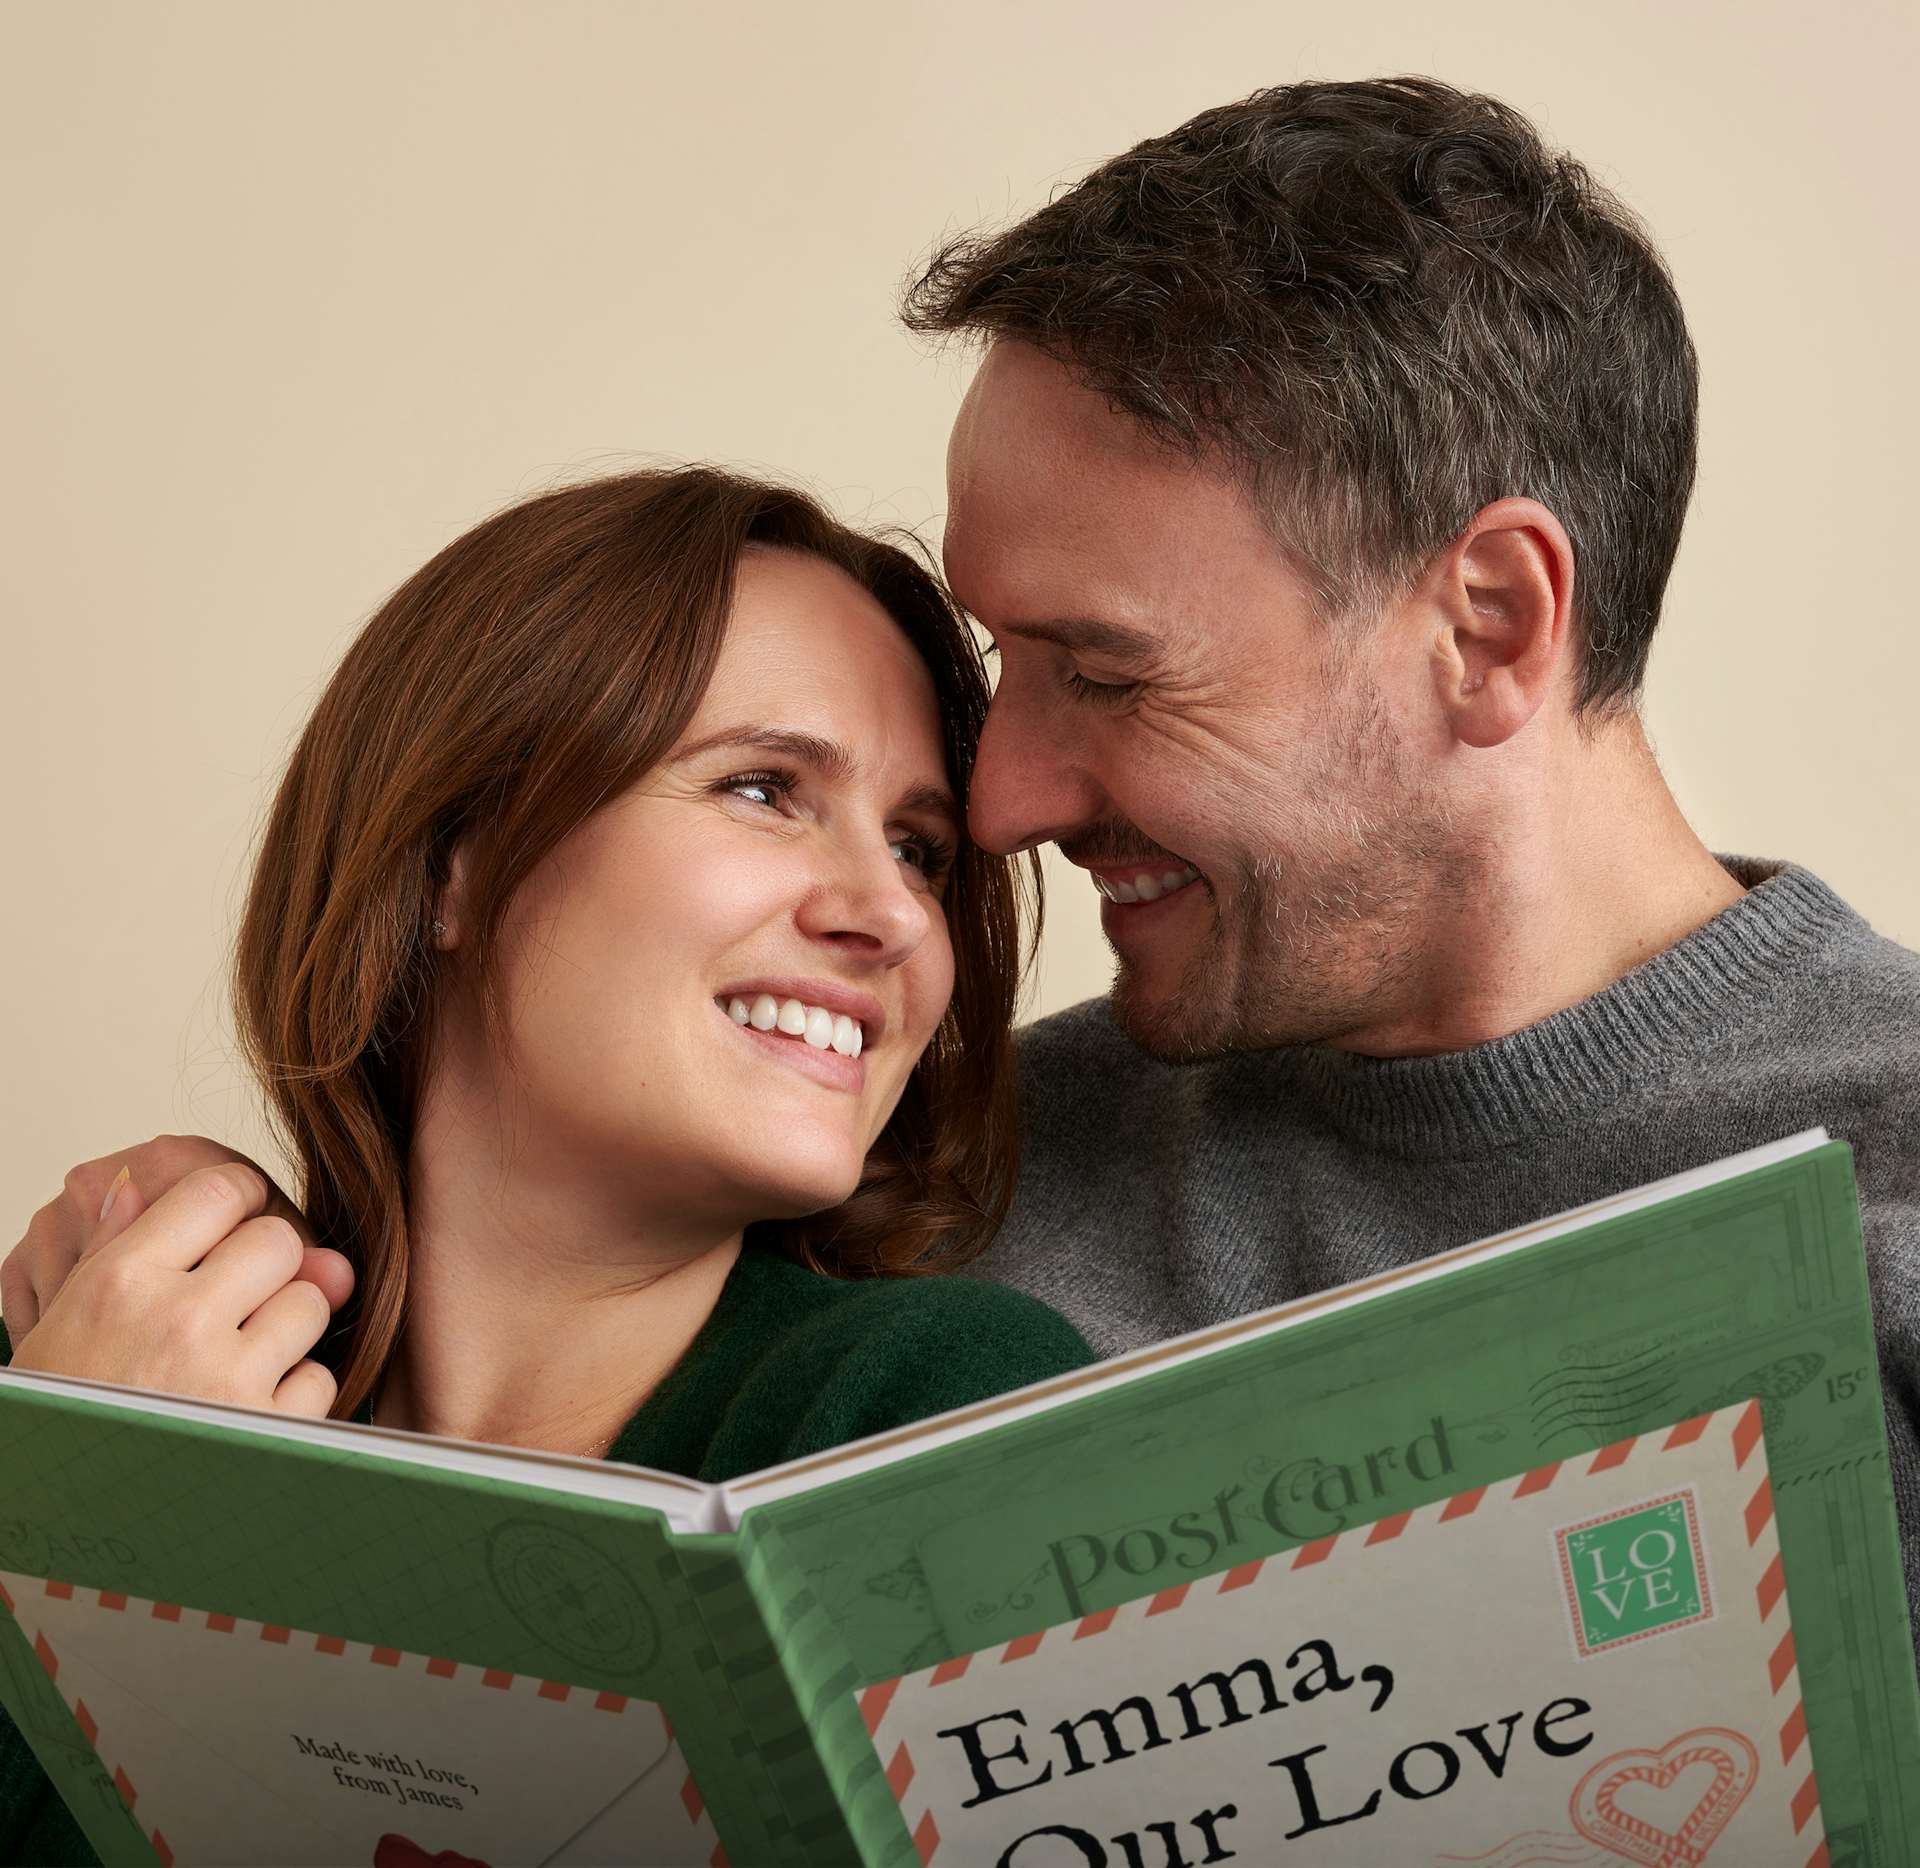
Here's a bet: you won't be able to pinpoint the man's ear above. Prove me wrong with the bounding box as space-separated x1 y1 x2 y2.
1422 497 1575 750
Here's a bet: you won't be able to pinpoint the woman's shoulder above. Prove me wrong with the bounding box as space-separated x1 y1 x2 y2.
696 1253 1096 1479
747 1250 1092 1369
804 1261 1093 1358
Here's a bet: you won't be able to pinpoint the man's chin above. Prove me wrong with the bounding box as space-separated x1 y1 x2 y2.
1108 950 1340 1061
1106 967 1236 1065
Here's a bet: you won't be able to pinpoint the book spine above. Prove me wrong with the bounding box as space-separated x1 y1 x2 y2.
670 1530 867 1867
727 1515 924 1868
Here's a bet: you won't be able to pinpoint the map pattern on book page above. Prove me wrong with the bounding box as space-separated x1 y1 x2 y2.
860 1403 1824 1867
0 1574 725 1868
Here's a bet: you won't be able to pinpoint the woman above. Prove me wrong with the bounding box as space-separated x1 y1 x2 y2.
0 466 1093 1862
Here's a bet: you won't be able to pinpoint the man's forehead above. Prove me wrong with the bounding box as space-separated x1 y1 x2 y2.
944 351 1270 631
948 341 1168 501
941 474 1164 633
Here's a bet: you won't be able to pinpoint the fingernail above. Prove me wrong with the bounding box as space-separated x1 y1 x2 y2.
98 1165 131 1224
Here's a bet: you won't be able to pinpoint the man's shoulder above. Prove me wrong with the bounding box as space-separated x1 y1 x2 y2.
1750 903 1920 1115
1690 873 1920 1227
1809 918 1920 1023
1742 860 1920 1013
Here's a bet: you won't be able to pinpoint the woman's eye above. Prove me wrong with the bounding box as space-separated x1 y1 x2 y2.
892 832 956 887
720 770 794 809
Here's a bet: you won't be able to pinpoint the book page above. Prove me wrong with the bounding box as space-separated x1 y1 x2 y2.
1 1571 721 1866
861 1405 1820 1864
0 1380 787 1864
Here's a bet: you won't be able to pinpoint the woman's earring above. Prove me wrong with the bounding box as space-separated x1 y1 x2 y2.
431 919 447 942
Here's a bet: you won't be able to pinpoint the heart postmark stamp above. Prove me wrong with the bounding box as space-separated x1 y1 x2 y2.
1568 1726 1759 1865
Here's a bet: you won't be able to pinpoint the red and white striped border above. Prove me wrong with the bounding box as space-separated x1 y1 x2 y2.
0 1575 727 1868
858 1401 1821 1867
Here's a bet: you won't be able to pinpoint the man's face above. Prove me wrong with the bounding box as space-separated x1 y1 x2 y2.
944 341 1469 1060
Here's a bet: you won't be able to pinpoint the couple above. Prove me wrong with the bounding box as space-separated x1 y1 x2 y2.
6 71 1920 1858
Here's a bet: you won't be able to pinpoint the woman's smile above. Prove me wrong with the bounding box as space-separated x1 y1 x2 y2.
715 978 886 1051
716 996 869 1093
711 979 885 1096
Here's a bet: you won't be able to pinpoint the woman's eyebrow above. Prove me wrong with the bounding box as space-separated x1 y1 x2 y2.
675 724 959 827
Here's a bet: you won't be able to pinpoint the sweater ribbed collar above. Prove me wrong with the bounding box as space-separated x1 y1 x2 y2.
1258 858 1864 1160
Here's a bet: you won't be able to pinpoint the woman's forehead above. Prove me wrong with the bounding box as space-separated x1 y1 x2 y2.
691 551 949 774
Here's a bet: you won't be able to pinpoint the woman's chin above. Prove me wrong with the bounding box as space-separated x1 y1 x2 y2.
736 1159 866 1224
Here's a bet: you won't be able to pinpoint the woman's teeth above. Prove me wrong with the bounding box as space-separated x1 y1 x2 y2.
727 994 863 1057
1094 864 1201 905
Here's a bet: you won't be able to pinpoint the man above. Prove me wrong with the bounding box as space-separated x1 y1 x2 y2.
9 79 1918 1632
909 78 1920 1643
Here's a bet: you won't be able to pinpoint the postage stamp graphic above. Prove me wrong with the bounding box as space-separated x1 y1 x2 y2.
1557 1488 1712 1658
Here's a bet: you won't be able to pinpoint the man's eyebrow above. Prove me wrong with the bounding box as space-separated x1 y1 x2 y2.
992 616 1160 661
673 724 959 825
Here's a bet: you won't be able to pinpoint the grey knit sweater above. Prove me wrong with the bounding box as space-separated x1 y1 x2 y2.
974 857 1920 1646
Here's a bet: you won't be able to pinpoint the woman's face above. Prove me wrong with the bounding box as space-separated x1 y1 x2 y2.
455 547 961 1233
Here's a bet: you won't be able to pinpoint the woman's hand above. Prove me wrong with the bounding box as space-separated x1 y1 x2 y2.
2 1133 339 1338
6 1154 354 1418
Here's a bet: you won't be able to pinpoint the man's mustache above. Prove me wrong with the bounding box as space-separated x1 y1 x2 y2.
1056 828 1188 871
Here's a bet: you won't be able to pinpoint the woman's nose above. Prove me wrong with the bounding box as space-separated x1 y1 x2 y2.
792 838 931 965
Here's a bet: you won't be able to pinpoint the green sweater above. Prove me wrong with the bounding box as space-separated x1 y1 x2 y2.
0 1243 1093 1865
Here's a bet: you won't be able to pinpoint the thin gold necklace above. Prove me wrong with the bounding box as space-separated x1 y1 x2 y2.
369 1399 619 1461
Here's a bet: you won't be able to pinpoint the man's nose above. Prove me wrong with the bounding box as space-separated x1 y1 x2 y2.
968 685 1104 856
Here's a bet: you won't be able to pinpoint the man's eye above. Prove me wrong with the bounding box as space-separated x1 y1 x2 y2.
1061 669 1141 705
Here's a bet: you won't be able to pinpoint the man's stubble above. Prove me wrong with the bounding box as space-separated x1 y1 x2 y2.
1109 673 1476 1063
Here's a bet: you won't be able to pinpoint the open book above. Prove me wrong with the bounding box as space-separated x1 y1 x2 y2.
1 1132 1914 1865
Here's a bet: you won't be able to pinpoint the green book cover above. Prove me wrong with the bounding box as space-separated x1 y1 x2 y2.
1 1131 1914 1866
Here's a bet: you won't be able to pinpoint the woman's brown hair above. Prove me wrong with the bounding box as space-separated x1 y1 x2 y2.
231 466 1040 1421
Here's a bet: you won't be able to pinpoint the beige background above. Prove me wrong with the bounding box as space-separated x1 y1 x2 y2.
2 1 1914 1249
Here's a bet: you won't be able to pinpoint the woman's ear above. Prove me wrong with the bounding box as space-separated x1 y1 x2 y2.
429 838 473 950
1424 497 1575 750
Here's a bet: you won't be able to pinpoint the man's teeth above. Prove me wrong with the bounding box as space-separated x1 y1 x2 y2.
1094 864 1201 905
727 994 863 1057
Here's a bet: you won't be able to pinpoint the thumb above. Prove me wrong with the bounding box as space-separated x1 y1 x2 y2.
86 1167 149 1256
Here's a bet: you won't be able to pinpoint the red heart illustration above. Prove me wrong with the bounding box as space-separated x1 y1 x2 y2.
373 1835 494 1868
1569 1727 1759 1866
